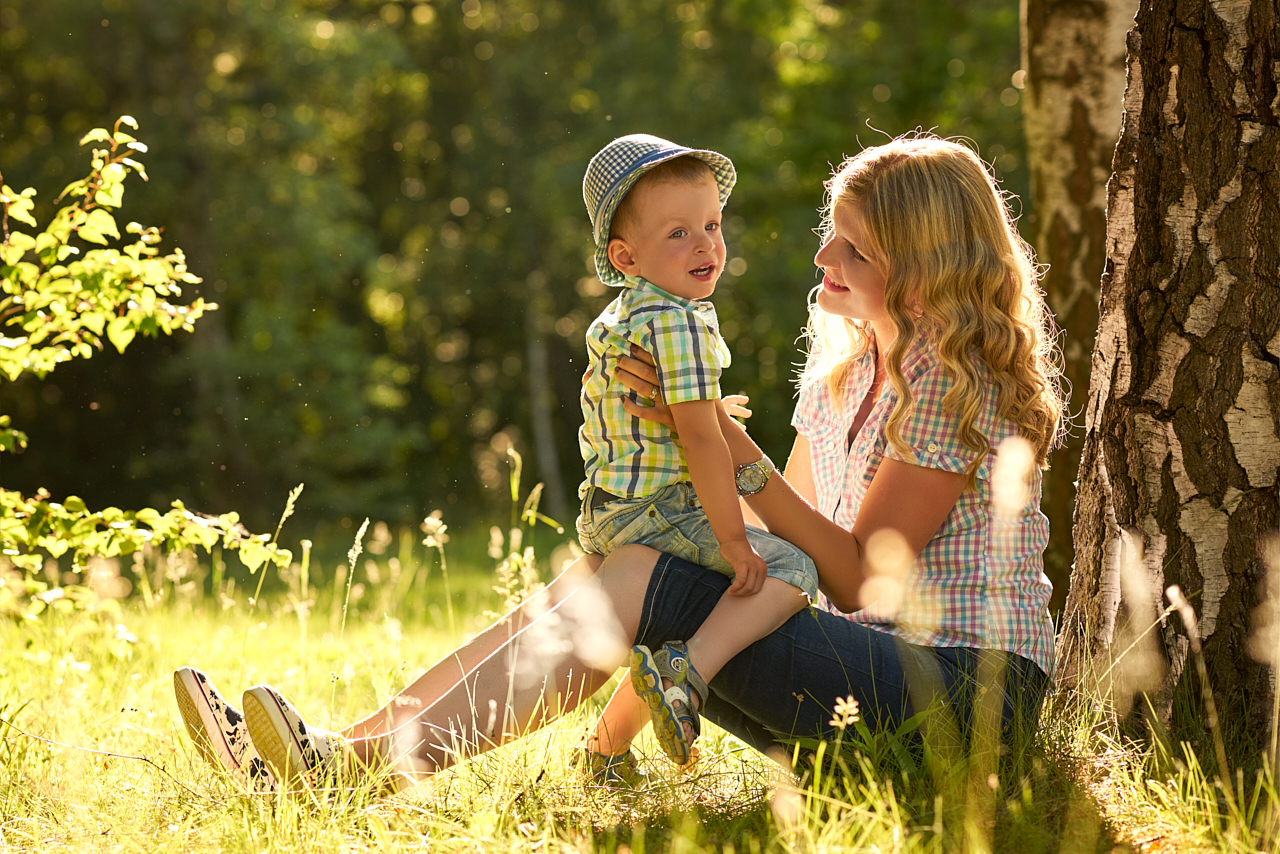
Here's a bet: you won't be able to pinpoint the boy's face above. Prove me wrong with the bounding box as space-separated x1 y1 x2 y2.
606 175 727 301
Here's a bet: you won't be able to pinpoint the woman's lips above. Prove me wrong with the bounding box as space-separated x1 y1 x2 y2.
823 274 848 292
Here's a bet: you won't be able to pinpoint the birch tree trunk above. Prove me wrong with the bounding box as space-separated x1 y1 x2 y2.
1063 0 1280 744
1022 0 1138 607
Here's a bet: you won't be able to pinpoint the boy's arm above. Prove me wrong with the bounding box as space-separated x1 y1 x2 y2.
668 399 768 595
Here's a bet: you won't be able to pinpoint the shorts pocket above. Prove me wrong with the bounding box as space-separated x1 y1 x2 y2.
607 501 705 566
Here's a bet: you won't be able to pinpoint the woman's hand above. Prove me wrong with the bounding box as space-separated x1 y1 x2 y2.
616 344 675 428
616 344 753 426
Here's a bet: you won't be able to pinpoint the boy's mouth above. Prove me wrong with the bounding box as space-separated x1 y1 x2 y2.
689 264 716 279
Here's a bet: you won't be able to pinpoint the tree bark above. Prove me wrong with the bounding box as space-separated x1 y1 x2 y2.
1022 0 1139 610
1063 0 1280 749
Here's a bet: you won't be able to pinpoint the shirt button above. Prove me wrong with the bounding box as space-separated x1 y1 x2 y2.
927 442 939 453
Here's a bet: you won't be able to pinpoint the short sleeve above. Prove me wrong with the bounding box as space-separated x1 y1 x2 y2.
646 305 727 405
792 376 835 441
881 354 1008 482
791 344 837 438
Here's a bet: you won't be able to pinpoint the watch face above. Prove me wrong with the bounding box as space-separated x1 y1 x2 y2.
738 464 768 494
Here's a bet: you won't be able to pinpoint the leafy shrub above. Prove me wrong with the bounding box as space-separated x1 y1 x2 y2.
1 118 290 620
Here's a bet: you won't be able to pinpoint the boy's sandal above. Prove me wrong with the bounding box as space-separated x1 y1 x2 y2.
572 746 650 788
629 642 707 766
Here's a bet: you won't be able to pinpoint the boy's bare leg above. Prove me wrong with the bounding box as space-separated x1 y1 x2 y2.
349 546 657 778
342 554 604 740
680 577 806 712
584 676 649 756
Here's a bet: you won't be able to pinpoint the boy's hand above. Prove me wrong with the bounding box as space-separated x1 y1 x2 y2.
721 394 752 420
720 538 767 596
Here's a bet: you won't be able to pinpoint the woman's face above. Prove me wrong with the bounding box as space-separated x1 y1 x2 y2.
813 201 890 328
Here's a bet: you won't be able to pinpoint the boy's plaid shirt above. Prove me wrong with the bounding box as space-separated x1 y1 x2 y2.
579 276 730 498
792 334 1056 678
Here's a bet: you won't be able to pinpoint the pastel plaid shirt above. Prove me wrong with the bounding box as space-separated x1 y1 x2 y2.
791 334 1056 677
579 276 730 498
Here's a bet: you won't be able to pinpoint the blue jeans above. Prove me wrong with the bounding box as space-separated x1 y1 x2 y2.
578 482 819 601
634 553 1049 752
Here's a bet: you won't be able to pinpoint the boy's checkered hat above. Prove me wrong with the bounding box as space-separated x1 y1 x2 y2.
583 134 736 286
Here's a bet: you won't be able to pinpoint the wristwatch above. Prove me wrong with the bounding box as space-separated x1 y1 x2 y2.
735 456 775 497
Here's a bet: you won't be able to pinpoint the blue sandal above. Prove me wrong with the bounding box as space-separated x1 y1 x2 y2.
629 642 707 765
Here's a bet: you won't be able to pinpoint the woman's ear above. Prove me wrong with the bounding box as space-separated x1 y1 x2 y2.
607 238 641 276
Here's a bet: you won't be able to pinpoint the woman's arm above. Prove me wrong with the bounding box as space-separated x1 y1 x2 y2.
718 405 965 611
617 348 964 611
784 434 818 507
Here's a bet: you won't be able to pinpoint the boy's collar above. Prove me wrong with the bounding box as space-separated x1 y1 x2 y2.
623 275 709 307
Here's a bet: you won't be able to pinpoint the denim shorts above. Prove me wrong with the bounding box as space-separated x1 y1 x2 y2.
577 481 819 601
634 553 1049 752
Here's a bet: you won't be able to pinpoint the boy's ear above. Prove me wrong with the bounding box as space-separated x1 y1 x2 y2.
607 238 641 276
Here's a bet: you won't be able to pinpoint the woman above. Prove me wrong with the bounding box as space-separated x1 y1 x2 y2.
175 133 1062 790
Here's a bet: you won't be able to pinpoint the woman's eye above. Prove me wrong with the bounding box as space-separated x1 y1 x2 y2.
845 240 866 261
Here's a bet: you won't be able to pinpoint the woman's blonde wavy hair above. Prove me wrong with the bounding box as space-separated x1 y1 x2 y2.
799 134 1064 478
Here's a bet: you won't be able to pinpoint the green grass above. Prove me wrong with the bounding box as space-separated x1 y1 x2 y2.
1 559 1277 853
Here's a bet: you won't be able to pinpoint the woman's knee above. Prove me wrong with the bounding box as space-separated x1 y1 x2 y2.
593 544 660 638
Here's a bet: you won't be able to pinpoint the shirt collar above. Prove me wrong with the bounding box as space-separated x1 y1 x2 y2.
623 275 707 309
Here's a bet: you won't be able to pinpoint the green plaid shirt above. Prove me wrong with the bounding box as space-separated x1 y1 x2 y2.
579 276 731 498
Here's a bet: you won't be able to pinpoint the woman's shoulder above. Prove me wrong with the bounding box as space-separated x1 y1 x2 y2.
894 334 1019 443
899 335 996 399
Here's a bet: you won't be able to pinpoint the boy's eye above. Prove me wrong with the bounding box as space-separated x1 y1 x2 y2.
705 221 719 232
670 229 687 239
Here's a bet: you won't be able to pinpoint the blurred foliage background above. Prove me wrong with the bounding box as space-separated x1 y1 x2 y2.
0 0 1031 570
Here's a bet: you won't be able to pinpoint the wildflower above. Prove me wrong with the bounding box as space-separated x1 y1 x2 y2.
421 511 449 549
829 694 860 730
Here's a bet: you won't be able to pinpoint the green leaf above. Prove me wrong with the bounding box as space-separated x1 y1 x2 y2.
35 232 60 253
4 232 36 253
10 553 40 571
59 179 89 200
94 181 125 209
2 185 37 227
106 316 136 353
0 423 29 453
121 158 149 181
81 310 106 336
78 224 107 245
84 209 120 240
238 539 269 573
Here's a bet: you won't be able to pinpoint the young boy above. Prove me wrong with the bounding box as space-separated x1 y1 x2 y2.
576 134 817 783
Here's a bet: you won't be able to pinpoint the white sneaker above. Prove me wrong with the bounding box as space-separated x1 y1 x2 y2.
242 684 349 790
173 667 275 790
